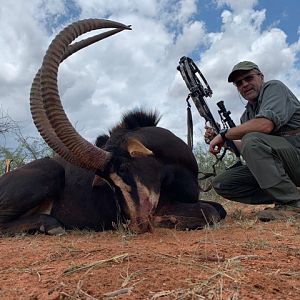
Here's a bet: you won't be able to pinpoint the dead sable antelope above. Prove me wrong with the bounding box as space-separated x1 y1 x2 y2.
0 19 226 235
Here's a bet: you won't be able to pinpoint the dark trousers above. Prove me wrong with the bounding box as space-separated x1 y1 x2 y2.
212 132 300 205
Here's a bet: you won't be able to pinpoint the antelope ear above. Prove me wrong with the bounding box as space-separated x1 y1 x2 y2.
127 138 153 158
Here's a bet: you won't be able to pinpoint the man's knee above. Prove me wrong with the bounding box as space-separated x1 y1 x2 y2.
241 132 271 160
241 132 266 151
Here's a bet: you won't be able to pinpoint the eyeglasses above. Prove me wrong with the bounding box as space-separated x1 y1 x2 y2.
233 73 261 87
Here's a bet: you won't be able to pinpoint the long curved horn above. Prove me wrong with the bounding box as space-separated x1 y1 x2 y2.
31 70 79 164
62 27 129 61
30 27 128 168
40 19 131 171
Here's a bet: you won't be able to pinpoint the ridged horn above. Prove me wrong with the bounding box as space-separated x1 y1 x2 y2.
30 27 128 168
62 27 129 61
30 70 80 165
40 19 131 171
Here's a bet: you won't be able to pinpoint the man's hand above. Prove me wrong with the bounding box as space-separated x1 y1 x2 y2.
204 125 218 144
209 134 225 154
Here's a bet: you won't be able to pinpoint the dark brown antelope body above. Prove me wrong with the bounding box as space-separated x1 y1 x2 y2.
0 109 226 234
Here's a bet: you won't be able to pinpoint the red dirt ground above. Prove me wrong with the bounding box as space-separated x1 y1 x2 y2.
0 201 299 300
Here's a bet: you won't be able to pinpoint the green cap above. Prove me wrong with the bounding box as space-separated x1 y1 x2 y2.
228 61 260 82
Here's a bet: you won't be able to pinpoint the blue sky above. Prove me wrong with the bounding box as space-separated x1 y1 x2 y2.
257 0 299 44
0 0 299 151
198 0 299 44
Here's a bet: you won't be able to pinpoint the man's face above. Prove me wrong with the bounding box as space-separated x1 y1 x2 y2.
233 70 264 102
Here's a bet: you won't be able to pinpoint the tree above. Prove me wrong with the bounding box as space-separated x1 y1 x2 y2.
0 135 54 175
0 135 55 175
0 110 17 136
0 110 54 175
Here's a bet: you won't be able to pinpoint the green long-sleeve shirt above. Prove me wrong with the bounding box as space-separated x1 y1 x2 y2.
240 80 300 148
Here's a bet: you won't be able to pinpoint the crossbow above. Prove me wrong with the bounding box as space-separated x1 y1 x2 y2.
177 56 242 184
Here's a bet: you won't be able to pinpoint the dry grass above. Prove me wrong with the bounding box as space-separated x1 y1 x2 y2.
0 200 300 299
